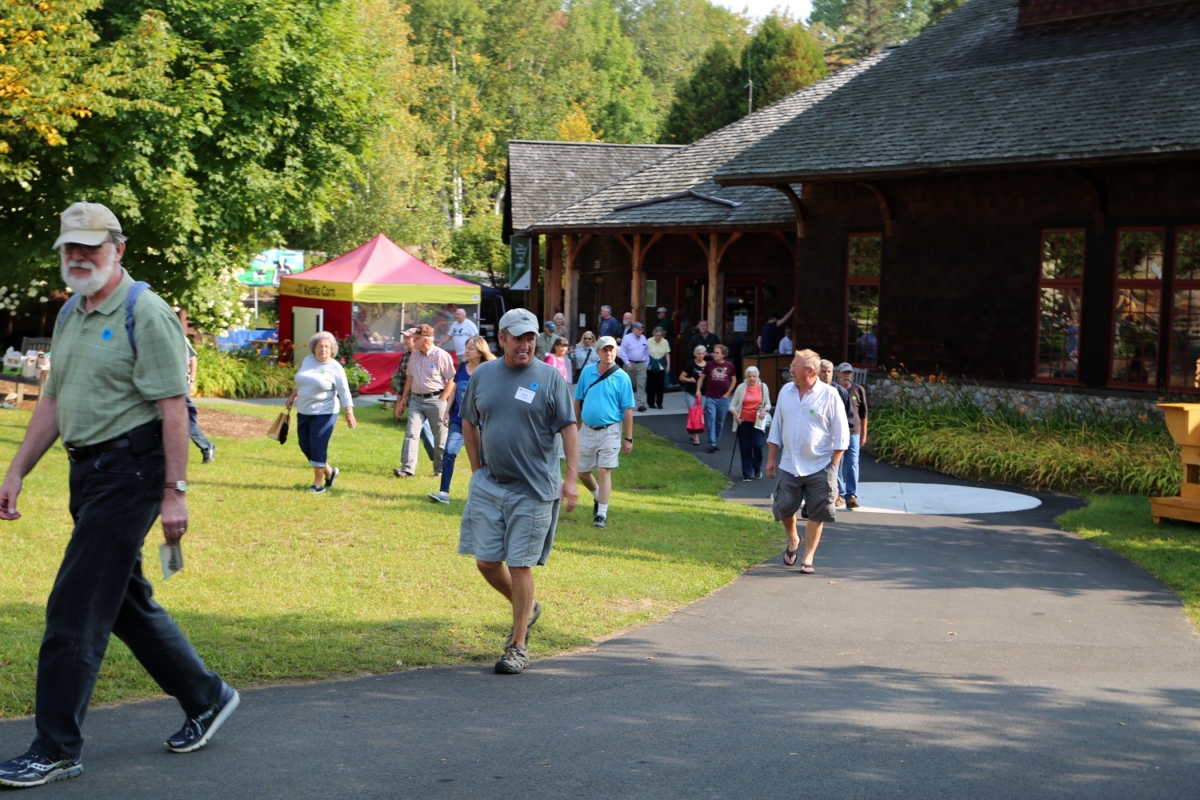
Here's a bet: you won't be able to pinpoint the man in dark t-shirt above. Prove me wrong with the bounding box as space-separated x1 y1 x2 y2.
757 307 794 354
688 319 721 356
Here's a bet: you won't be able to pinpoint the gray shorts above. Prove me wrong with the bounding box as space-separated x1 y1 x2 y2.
772 463 838 524
459 469 561 567
578 423 621 472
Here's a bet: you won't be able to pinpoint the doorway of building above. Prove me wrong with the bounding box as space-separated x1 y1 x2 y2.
292 307 324 361
725 281 761 359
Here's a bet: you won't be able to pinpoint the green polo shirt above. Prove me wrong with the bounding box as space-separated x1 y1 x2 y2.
45 270 188 446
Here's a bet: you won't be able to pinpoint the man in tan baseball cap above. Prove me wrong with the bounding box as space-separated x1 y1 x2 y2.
53 202 127 301
53 201 124 249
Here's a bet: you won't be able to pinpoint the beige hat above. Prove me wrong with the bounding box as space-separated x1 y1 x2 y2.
596 335 618 350
54 202 122 249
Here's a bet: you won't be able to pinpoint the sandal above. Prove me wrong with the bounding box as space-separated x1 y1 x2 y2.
782 546 799 567
798 563 815 574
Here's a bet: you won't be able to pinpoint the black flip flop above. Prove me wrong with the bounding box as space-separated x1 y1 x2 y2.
798 563 815 574
783 546 799 567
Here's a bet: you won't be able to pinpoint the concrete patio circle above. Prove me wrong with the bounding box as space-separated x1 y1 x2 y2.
849 481 1042 515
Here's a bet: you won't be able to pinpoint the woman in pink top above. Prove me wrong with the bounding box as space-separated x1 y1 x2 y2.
544 337 572 382
728 366 772 482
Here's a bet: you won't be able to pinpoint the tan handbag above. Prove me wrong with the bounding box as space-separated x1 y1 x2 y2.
266 409 291 444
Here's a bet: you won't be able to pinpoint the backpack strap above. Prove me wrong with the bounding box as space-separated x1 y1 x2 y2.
124 281 150 357
580 364 621 408
56 294 83 330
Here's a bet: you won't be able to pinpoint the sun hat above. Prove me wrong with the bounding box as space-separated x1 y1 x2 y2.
54 202 122 249
596 335 618 350
499 308 539 337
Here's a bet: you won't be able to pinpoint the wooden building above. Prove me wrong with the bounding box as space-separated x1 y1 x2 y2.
513 0 1200 393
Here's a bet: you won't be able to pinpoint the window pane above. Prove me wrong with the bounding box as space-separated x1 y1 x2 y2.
1037 286 1081 379
1041 231 1085 280
1111 287 1160 385
847 284 879 365
1117 230 1164 280
1177 228 1200 281
848 235 881 278
1170 289 1200 388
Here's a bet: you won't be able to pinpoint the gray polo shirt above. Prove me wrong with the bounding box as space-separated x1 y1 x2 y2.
460 357 576 502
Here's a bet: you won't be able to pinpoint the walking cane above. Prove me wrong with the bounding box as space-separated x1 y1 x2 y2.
727 415 737 476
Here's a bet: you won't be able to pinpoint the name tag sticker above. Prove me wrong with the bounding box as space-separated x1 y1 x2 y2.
515 387 536 404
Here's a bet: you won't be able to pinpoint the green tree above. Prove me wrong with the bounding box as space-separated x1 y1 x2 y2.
743 14 827 110
809 0 930 61
659 40 741 144
443 213 509 288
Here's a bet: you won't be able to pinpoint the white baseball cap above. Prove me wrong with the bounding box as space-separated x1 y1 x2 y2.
54 202 122 249
499 308 539 337
596 335 618 350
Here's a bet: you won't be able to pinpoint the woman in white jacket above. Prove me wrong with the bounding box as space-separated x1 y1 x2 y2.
728 366 772 481
285 331 356 492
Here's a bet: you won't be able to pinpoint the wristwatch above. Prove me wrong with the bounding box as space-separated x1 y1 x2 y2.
624 437 634 443
165 481 188 493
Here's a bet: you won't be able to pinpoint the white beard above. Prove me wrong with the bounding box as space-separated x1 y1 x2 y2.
61 247 117 296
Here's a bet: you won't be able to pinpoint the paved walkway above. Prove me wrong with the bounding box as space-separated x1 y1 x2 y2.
4 415 1200 797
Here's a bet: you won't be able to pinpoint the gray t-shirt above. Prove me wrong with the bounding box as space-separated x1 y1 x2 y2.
461 357 576 502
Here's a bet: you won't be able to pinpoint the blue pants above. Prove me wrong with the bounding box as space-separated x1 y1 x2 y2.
297 412 336 467
838 433 861 498
33 445 222 760
439 423 464 493
737 420 765 478
185 396 212 453
703 396 730 449
420 419 435 462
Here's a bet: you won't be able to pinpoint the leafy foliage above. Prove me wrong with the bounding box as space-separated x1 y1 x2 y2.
444 213 509 288
193 345 294 399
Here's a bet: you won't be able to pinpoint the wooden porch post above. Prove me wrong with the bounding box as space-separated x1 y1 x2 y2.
527 235 540 316
564 234 593 345
545 235 563 322
687 231 741 340
616 232 663 325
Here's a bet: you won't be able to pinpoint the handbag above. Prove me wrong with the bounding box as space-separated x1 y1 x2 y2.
755 411 772 432
686 402 705 434
266 409 291 445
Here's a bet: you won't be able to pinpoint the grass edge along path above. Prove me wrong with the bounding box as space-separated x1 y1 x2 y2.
1058 495 1200 630
0 402 778 718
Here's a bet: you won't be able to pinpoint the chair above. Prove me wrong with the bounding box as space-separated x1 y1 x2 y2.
20 337 52 354
852 366 869 386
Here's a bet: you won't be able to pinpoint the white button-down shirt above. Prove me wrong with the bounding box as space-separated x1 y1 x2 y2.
769 379 850 477
619 333 649 363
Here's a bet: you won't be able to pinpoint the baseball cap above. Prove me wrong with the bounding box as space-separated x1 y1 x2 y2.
544 320 556 331
632 321 644 329
403 327 419 337
596 335 618 349
415 324 435 337
656 307 667 314
835 362 854 373
499 308 539 337
54 202 122 249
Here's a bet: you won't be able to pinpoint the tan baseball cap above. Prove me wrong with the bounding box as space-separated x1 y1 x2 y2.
596 335 618 350
54 202 122 249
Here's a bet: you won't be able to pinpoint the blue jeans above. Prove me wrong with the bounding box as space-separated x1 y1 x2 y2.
838 433 861 498
185 396 212 453
703 396 730 449
737 420 765 478
439 423 464 493
297 412 336 467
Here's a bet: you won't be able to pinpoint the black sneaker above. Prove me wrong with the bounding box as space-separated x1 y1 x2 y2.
325 466 340 489
754 469 762 479
165 683 240 753
0 750 83 788
800 502 809 520
202 444 216 464
505 600 542 647
593 514 607 528
742 476 752 482
593 498 599 517
494 643 529 674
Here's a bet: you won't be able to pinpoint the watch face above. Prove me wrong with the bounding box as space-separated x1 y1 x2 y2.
175 481 188 492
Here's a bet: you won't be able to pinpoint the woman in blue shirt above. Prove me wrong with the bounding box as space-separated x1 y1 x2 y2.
428 335 494 504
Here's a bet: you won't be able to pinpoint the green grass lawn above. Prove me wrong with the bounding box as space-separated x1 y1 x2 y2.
0 402 778 718
1058 495 1200 629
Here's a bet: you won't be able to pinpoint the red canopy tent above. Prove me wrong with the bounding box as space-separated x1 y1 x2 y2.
279 235 481 394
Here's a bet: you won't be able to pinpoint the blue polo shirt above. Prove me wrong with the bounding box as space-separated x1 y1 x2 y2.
575 363 634 427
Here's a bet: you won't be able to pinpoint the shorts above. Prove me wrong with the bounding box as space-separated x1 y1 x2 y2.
578 423 621 472
459 469 561 567
772 463 838 524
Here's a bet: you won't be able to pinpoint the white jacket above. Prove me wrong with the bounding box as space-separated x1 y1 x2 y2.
728 380 772 421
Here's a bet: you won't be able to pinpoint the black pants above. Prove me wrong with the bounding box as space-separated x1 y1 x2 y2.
646 370 665 409
737 420 766 478
185 396 212 453
31 445 222 760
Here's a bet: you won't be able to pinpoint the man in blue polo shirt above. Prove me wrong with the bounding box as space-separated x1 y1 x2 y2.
574 336 634 529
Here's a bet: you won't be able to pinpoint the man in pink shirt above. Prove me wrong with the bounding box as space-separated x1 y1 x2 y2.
395 324 455 478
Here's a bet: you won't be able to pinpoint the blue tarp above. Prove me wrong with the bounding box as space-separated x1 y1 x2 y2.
217 329 278 353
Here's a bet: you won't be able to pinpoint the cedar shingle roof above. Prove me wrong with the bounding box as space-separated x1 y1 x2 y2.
504 141 682 237
528 54 889 233
714 0 1200 185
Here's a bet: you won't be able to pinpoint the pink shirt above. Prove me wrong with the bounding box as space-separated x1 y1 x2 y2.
544 353 570 381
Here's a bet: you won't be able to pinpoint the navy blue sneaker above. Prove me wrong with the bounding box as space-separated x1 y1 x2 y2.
166 683 240 753
0 750 83 787
325 466 340 489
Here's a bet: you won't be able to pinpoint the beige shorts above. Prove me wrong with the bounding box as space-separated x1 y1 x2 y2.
579 423 621 472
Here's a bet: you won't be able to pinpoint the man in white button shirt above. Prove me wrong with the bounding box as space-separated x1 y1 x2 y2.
766 349 849 574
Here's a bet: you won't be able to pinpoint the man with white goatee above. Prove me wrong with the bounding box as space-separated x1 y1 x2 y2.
0 203 238 789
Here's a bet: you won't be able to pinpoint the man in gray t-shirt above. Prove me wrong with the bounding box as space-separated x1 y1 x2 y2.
459 308 579 675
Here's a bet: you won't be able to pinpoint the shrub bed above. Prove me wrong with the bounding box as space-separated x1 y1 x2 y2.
870 387 1180 496
193 346 295 399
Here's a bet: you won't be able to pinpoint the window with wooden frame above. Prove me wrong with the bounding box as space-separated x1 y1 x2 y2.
1169 227 1200 389
846 233 881 365
1035 230 1085 382
1110 228 1166 387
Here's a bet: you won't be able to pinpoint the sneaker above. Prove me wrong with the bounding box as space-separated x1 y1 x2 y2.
165 683 240 753
428 491 450 504
494 643 529 674
325 466 340 489
707 446 718 453
846 495 860 509
393 469 413 478
593 498 599 517
307 485 326 493
433 471 442 478
0 750 83 788
593 514 607 528
638 405 647 412
202 444 216 464
505 600 542 647
835 496 845 508
742 476 752 482
800 503 809 520
754 469 763 479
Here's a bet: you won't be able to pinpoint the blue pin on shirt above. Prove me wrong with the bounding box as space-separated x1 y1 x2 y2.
530 382 539 391
101 328 114 341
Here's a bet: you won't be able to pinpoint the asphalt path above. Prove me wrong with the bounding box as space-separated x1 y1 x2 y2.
4 413 1200 797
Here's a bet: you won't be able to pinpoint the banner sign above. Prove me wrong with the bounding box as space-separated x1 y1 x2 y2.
510 236 531 290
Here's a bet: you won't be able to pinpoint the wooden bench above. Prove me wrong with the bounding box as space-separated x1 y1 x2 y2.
1 373 46 403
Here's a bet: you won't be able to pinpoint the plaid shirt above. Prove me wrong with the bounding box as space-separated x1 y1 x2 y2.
406 344 454 395
45 270 188 446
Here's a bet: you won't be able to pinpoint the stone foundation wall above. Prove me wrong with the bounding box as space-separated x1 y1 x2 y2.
868 377 1165 422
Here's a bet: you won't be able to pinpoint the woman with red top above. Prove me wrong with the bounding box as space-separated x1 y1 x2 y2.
728 365 772 481
695 344 737 452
